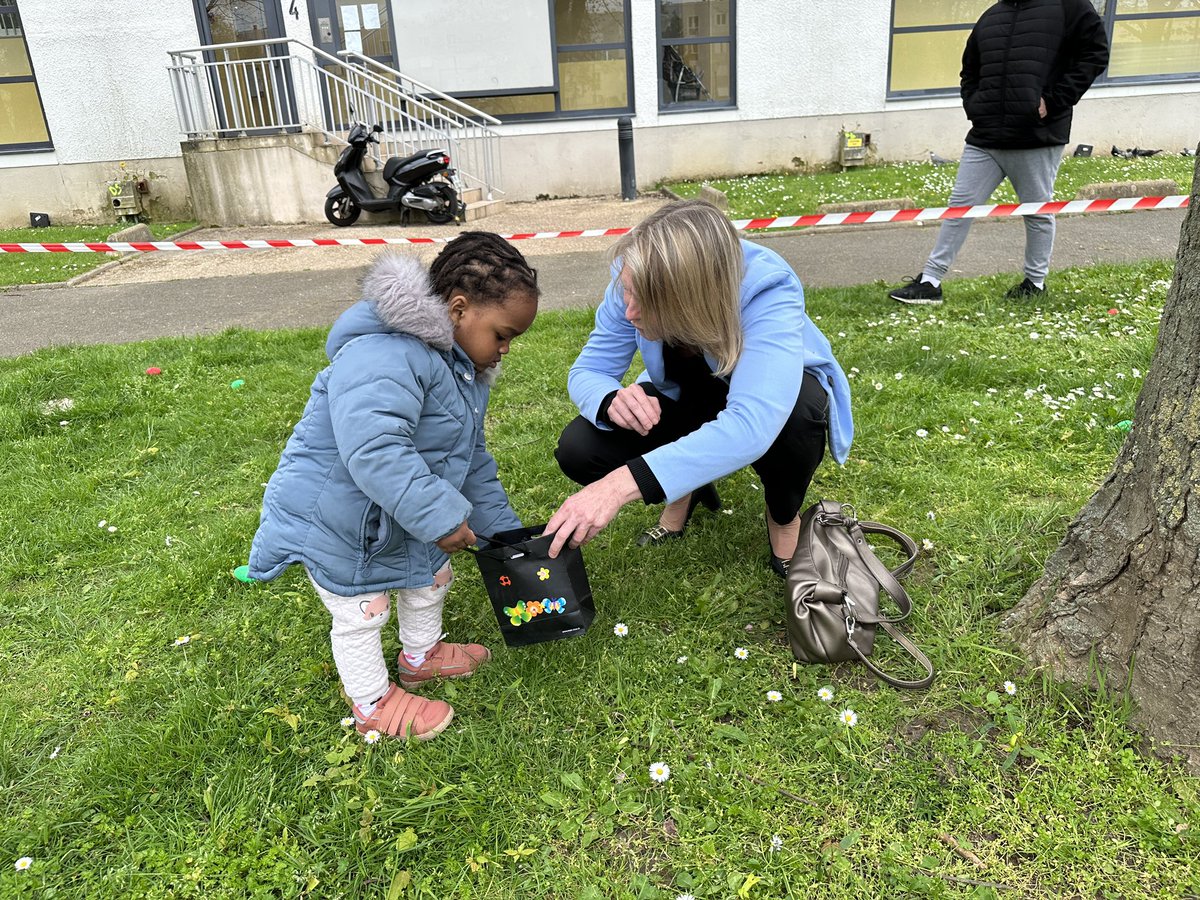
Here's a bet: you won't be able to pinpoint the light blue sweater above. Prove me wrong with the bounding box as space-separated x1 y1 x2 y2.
567 240 853 503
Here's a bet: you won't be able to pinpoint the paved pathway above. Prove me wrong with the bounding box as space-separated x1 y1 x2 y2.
0 203 1186 358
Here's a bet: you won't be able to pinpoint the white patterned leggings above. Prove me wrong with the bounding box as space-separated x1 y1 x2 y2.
306 564 451 707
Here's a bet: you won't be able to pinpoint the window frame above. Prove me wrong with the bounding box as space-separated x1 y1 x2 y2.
1100 5 1200 86
0 2 53 153
655 0 737 113
452 0 635 123
886 0 1200 100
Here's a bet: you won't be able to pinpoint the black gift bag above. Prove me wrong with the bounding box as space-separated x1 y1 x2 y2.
469 525 595 647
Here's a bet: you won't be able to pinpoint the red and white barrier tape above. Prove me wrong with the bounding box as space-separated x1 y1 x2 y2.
1 195 1189 253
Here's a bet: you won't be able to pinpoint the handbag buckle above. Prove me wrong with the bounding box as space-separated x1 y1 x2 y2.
818 503 858 528
843 593 857 636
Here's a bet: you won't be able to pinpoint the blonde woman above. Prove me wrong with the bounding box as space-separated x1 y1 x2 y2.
546 200 852 575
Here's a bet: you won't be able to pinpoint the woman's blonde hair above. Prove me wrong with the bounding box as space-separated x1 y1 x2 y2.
612 200 744 376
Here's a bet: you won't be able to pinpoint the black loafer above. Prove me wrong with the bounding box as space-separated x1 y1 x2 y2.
636 483 721 546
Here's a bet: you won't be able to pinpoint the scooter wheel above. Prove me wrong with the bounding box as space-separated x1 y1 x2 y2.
423 183 460 225
324 194 361 227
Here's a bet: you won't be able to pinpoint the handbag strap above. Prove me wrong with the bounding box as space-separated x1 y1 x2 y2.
841 518 917 625
837 510 932 688
847 621 935 689
858 520 919 578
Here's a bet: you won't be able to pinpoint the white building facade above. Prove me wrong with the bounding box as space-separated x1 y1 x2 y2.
1 0 1197 226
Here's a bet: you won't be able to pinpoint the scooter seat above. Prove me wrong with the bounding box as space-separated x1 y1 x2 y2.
383 149 445 183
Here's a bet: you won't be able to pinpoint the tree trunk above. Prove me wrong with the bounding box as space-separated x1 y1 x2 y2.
1006 154 1200 770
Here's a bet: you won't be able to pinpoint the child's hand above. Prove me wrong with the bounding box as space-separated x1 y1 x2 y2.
437 520 477 553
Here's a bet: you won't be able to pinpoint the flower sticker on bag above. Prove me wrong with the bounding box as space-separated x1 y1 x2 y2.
503 601 531 626
499 576 512 587
537 567 550 581
526 600 544 617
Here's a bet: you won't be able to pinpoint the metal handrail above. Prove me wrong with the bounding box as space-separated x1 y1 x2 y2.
335 50 502 199
166 37 503 198
338 51 502 126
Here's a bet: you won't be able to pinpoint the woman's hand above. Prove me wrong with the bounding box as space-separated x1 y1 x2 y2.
436 520 477 553
607 384 662 436
545 467 641 557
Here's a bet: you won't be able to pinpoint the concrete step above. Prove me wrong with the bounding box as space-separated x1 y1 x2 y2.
464 198 505 222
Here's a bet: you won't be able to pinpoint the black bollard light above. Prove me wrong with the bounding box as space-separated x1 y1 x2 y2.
617 116 637 201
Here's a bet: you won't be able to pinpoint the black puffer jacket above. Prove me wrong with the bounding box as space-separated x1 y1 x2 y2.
961 0 1109 149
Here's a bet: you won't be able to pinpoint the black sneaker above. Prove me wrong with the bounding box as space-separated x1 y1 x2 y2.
1005 278 1046 299
888 275 944 305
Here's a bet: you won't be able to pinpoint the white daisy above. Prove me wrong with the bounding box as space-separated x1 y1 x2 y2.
926 511 936 521
922 539 935 551
14 857 32 871
676 656 688 664
107 526 117 533
770 834 783 852
734 647 749 660
172 635 191 646
915 428 928 438
677 894 696 900
98 520 107 528
1004 681 1017 696
363 729 381 744
839 709 858 727
49 746 61 759
766 690 782 703
340 717 355 728
648 761 671 783
817 686 834 702
613 622 629 637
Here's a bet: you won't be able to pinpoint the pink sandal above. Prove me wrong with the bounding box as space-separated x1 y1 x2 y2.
354 683 453 741
396 640 491 688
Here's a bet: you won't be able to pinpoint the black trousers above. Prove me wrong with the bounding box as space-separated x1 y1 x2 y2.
555 372 829 525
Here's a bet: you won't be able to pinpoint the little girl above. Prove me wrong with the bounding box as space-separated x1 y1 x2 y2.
249 232 539 741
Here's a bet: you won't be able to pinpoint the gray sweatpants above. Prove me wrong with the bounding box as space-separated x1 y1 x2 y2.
923 143 1066 284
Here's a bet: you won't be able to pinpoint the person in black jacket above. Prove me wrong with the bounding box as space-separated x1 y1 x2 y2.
889 0 1109 305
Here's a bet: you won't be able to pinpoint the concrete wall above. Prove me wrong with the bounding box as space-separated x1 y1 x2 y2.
0 157 192 227
495 90 1200 201
0 1 201 225
182 133 337 225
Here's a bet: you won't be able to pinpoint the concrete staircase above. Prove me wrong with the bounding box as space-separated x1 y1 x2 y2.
182 130 502 226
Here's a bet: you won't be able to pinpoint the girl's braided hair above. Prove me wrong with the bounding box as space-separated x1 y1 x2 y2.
429 231 539 306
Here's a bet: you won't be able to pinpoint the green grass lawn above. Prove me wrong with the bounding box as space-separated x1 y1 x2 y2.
0 222 197 288
664 155 1197 219
1 259 1197 898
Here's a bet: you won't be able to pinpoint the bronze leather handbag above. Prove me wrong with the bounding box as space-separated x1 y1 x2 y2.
786 500 935 689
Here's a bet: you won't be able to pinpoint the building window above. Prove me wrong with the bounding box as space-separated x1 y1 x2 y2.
0 2 52 152
657 0 735 110
888 0 1200 97
464 0 632 121
1107 0 1200 81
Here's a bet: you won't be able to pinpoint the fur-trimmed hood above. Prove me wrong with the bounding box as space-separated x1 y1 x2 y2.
325 253 453 359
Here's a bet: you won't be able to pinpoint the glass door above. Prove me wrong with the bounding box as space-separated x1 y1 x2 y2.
309 0 399 134
195 0 296 134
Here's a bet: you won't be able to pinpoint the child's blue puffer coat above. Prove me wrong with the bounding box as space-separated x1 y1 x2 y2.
249 254 522 594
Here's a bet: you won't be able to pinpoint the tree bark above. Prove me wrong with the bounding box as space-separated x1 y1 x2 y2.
1006 154 1200 770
